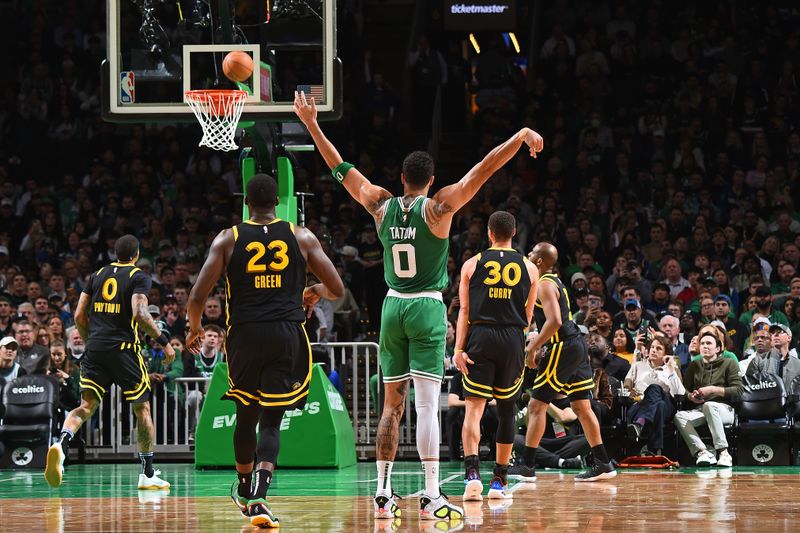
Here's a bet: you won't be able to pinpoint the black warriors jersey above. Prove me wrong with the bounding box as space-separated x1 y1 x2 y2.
468 248 531 327
532 272 581 344
84 262 152 350
225 220 306 326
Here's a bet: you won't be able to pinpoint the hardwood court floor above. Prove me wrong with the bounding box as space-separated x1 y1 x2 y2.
1 463 800 532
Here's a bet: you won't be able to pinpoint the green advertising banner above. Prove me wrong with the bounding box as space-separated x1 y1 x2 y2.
194 363 356 469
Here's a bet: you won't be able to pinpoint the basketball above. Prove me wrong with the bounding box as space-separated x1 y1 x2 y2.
222 51 254 82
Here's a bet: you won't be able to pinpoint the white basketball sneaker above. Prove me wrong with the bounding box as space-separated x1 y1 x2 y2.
44 442 66 488
138 470 171 490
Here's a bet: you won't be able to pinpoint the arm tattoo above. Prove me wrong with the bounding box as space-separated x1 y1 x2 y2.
369 194 392 218
427 199 453 226
132 295 163 340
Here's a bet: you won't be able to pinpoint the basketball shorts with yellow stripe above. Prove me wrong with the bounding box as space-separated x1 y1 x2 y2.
80 345 151 403
531 335 594 402
461 324 525 401
224 321 312 410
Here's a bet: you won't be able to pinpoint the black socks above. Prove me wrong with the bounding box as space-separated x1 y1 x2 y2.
139 452 154 477
252 469 273 499
493 463 509 485
523 446 538 468
238 471 253 498
592 444 610 465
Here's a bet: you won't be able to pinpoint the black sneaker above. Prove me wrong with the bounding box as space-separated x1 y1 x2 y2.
575 461 617 482
561 457 583 469
627 423 642 442
247 498 279 528
507 464 536 482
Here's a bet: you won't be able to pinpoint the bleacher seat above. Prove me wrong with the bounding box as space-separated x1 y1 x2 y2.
785 376 800 465
736 372 790 466
0 375 59 468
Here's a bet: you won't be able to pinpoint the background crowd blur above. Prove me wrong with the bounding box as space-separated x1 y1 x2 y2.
0 1 799 460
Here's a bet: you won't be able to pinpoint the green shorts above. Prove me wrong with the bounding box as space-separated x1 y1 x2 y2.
379 294 447 383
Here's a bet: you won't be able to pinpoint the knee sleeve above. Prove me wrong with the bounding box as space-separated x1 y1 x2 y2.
495 400 517 445
233 405 261 465
255 410 284 465
412 377 440 459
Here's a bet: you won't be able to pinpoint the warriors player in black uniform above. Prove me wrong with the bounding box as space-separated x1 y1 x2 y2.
45 235 175 489
510 242 616 482
186 174 343 528
453 211 539 500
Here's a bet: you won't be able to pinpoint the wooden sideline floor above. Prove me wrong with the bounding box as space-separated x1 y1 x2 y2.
1 462 800 532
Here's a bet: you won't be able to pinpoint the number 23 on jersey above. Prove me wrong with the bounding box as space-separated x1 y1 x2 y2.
245 240 289 288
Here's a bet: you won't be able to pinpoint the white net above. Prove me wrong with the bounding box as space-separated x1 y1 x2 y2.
184 90 248 152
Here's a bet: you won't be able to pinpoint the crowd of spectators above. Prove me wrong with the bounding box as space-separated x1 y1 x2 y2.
1 1 800 461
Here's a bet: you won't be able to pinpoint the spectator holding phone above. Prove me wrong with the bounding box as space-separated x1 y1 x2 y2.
615 298 648 350
574 290 604 326
674 331 743 467
624 335 685 456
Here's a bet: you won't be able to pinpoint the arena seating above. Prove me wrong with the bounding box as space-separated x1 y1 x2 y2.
0 375 59 469
736 372 791 466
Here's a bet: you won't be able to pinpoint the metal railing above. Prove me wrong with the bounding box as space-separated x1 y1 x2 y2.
77 342 453 460
80 377 209 458
315 341 452 459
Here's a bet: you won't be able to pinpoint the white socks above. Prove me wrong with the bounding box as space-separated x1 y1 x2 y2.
423 460 439 498
376 460 393 496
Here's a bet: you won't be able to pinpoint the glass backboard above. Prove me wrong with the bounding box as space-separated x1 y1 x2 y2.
103 0 341 122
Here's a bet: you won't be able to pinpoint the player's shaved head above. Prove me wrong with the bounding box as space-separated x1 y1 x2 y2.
115 234 140 262
246 173 278 210
488 211 516 241
529 242 558 271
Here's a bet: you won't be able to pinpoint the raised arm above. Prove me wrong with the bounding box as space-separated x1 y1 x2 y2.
186 229 233 352
294 92 392 219
425 128 544 233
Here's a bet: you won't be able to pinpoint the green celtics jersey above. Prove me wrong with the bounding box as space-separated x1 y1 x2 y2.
378 196 449 292
193 351 224 378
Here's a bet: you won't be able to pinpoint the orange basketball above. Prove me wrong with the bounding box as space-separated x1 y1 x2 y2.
223 51 254 82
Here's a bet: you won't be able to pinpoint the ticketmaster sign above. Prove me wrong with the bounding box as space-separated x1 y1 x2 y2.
195 363 357 468
444 1 516 31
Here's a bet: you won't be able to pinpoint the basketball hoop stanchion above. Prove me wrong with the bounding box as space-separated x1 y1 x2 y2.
184 89 247 151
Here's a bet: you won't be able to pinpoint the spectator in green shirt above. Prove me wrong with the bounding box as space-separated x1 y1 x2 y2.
185 324 226 439
739 286 790 328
